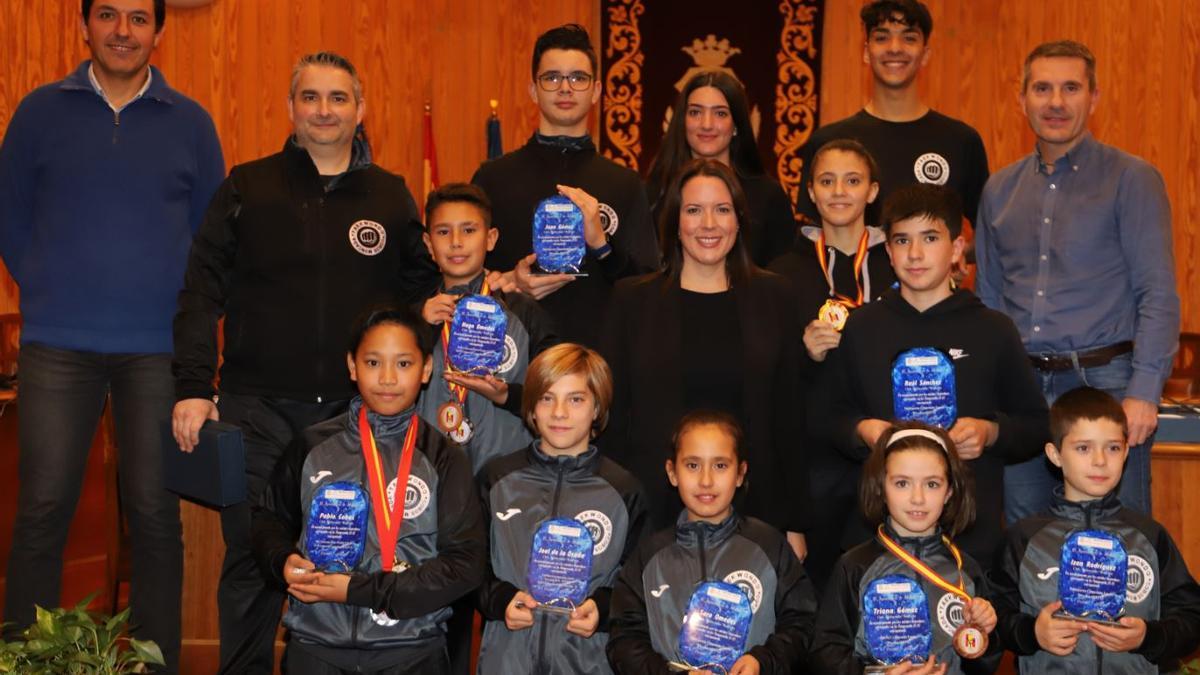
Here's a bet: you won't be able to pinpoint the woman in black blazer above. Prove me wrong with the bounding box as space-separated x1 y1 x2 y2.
602 158 809 560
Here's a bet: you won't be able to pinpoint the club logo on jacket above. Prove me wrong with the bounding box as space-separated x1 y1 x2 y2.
1126 555 1154 604
574 510 613 555
914 153 950 186
349 220 387 256
387 475 431 520
497 335 519 374
723 570 763 613
598 202 619 236
936 592 967 636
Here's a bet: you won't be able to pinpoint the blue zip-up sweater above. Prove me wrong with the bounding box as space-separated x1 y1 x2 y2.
0 60 225 353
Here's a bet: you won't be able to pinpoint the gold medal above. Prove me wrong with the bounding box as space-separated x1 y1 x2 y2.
437 401 464 433
818 298 850 331
953 622 988 658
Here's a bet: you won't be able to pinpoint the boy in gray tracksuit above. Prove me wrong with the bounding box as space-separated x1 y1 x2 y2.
991 387 1200 673
475 343 648 674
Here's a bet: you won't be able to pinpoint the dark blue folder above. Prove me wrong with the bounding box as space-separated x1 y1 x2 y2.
160 420 246 507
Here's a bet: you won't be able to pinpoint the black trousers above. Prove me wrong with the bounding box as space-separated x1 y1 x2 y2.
215 392 348 675
284 638 449 675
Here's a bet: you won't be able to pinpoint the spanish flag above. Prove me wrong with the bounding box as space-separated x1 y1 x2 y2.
422 102 439 203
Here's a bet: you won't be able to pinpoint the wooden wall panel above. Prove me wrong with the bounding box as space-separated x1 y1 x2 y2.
818 0 1199 332
0 0 597 316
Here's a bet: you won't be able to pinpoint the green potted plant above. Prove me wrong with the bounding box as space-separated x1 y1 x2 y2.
0 593 163 674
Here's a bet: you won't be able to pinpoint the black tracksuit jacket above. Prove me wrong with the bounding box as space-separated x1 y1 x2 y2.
173 137 439 402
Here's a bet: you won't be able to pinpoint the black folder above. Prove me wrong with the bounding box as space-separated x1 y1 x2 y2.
160 420 246 507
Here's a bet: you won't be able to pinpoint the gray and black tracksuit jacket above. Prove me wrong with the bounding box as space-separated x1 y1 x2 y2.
251 399 486 669
416 272 558 474
607 512 817 674
990 488 1200 674
476 443 648 674
813 522 1002 674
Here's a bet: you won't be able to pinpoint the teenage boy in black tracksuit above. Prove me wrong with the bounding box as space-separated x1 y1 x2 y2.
171 53 439 674
990 387 1200 674
471 24 658 348
826 185 1048 570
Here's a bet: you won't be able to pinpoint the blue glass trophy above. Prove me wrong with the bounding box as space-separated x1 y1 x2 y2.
532 195 588 275
304 481 369 572
1055 530 1128 625
526 518 594 614
892 348 957 429
447 294 508 375
675 581 753 674
862 574 933 669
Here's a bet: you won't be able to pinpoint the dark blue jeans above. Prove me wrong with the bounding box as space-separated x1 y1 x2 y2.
1003 353 1152 523
4 342 181 672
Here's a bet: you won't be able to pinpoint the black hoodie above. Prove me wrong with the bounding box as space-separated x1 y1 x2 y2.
825 288 1049 568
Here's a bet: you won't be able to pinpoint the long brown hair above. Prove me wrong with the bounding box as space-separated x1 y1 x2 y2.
646 70 763 213
658 159 756 288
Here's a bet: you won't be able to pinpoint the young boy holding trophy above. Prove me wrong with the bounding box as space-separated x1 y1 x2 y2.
990 387 1200 672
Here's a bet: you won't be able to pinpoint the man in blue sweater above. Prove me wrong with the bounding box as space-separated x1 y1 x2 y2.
0 1 225 671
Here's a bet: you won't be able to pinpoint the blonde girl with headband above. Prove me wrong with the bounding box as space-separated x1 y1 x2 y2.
812 421 1000 675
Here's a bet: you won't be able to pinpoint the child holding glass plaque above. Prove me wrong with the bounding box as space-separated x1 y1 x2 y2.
812 422 1000 674
823 183 1048 570
990 387 1200 673
250 306 486 674
475 343 648 674
417 183 559 474
607 411 818 675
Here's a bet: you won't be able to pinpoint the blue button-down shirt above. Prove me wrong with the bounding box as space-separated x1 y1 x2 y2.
975 133 1179 403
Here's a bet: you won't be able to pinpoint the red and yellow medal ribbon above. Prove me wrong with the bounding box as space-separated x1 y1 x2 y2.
815 230 870 307
439 277 491 404
359 406 419 572
876 524 971 602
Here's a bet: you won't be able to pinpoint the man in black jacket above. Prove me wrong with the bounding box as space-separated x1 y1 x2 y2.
169 52 438 675
472 24 659 348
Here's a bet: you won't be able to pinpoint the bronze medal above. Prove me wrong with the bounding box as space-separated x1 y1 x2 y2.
437 401 464 433
953 622 988 659
818 298 850 331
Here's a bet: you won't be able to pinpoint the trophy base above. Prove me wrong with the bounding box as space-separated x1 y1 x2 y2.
1052 610 1125 627
531 269 589 277
534 602 576 616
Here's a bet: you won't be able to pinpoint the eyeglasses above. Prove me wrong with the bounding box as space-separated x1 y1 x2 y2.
536 71 594 92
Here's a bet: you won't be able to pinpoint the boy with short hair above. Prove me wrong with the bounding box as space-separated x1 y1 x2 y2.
826 183 1048 569
990 386 1200 672
417 182 558 474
